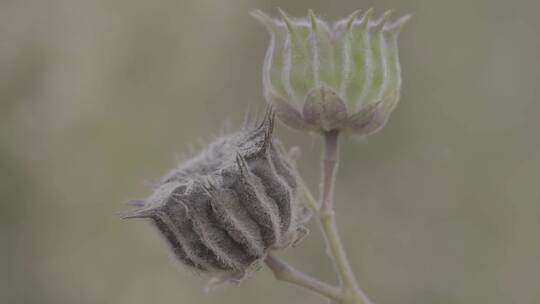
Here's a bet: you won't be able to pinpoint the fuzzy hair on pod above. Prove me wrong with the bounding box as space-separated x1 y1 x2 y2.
120 109 311 284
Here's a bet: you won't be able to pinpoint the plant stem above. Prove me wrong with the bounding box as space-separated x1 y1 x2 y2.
265 130 372 303
264 253 344 301
319 130 371 304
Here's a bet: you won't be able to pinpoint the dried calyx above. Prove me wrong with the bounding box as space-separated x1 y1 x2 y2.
120 110 311 284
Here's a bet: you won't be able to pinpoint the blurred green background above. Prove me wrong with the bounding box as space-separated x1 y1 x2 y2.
1 0 539 303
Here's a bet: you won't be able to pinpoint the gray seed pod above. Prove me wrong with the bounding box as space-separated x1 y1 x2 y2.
121 110 311 283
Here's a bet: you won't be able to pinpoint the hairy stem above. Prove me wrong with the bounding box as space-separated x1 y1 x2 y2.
319 130 371 304
265 254 344 301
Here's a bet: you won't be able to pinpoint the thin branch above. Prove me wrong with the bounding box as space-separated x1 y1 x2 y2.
264 253 344 302
318 130 372 304
320 129 340 212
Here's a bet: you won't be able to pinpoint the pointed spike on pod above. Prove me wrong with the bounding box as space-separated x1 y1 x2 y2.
356 8 374 30
308 9 318 32
126 199 146 207
277 8 295 34
370 10 394 32
260 107 275 151
345 9 362 31
117 208 157 219
332 10 359 34
384 14 413 35
257 106 274 130
262 120 274 151
256 107 271 131
250 10 277 33
267 109 276 134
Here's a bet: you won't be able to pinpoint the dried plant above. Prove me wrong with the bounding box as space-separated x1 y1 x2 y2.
121 8 411 304
120 111 311 286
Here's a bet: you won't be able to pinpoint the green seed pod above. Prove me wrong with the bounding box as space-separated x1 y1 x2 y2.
120 110 311 285
251 9 411 135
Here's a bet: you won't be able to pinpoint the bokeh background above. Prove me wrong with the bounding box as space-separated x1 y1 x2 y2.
1 0 539 303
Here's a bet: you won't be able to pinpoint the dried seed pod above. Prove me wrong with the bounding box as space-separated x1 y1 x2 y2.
121 110 311 283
